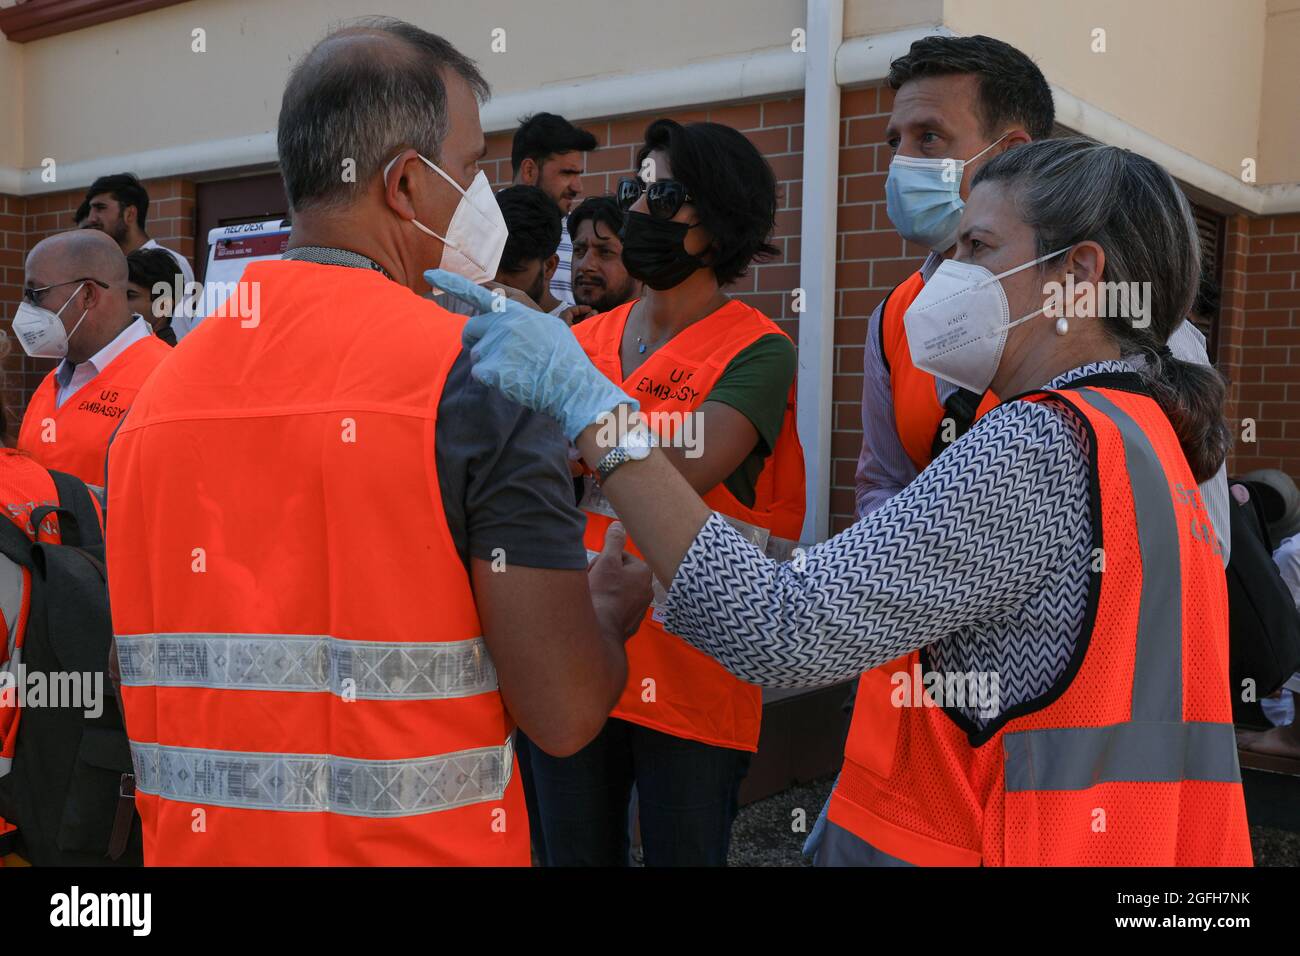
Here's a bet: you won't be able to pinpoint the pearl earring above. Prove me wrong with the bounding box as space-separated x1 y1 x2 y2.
1055 316 1069 336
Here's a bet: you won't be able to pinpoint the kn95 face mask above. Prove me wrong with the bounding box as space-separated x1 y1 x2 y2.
902 246 1071 394
12 282 90 360
384 152 509 285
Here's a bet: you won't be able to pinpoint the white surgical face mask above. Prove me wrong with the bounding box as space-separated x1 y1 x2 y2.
903 246 1071 394
12 282 90 360
383 152 508 285
884 135 1008 254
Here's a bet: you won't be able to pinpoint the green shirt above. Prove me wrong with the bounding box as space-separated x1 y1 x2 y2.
703 332 797 507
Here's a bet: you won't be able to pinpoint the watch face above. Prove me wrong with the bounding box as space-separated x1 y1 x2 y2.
625 427 654 459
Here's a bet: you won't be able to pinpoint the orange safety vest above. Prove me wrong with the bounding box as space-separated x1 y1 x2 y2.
106 260 528 866
880 270 999 472
0 449 66 865
572 300 806 751
828 384 1251 866
17 334 171 488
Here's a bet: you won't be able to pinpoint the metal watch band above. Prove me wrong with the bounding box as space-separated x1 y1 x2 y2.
595 426 657 480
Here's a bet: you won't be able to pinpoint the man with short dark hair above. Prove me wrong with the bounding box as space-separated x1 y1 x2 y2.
126 247 185 346
511 113 596 308
493 185 566 314
856 33 1228 552
79 173 198 341
79 174 152 251
810 32 1056 869
854 34 1053 521
568 195 640 317
106 17 651 866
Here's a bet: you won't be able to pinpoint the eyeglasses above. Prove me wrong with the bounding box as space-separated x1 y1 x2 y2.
616 177 695 220
22 277 109 307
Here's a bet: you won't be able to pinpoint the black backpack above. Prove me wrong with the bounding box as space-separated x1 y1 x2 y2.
0 469 141 865
1225 484 1300 728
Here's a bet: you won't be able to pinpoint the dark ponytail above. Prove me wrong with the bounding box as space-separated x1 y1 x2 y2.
1133 342 1229 483
975 138 1229 482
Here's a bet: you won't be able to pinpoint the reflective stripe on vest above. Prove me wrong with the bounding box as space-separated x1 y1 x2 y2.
116 632 497 701
1001 386 1240 792
829 383 1247 865
130 737 514 817
1004 721 1240 791
0 644 21 779
106 262 529 864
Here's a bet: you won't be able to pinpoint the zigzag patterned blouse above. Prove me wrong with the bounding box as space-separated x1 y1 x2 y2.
662 360 1135 729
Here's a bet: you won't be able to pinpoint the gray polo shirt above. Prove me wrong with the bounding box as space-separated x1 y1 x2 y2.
282 246 588 571
436 349 588 570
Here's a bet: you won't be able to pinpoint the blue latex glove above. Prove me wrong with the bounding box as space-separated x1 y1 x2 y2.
424 268 638 440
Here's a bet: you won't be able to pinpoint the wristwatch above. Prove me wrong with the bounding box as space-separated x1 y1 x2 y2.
594 422 657 480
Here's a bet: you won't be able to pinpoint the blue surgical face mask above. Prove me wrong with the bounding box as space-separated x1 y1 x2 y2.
884 135 1008 253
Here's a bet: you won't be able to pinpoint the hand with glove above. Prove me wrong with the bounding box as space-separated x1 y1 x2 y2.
427 267 712 593
425 268 637 440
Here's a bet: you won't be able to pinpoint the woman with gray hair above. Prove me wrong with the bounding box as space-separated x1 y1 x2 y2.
427 136 1251 866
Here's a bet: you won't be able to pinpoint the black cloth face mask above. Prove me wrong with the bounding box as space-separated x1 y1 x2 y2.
619 211 708 291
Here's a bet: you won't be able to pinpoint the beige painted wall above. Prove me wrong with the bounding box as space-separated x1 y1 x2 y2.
844 0 942 37
1260 0 1300 183
15 0 802 169
943 0 1268 181
0 34 21 168
4 0 1295 186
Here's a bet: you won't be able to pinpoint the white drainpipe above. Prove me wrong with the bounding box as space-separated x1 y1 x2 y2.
796 0 844 544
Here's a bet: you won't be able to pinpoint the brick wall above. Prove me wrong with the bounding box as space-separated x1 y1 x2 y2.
1 193 28 442
1219 214 1252 471
0 178 195 441
1221 212 1300 479
0 89 1297 526
830 84 925 533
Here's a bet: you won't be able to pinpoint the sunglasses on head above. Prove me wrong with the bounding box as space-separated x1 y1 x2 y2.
616 177 695 220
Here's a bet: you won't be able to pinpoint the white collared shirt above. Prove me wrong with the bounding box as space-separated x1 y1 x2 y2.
54 315 153 409
549 215 574 307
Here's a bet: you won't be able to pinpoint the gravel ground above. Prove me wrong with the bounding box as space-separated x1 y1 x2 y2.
1250 826 1300 866
716 775 1300 867
624 777 834 867
727 777 835 867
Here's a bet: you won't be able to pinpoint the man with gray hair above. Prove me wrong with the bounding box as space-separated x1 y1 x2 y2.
105 17 652 866
15 229 171 489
